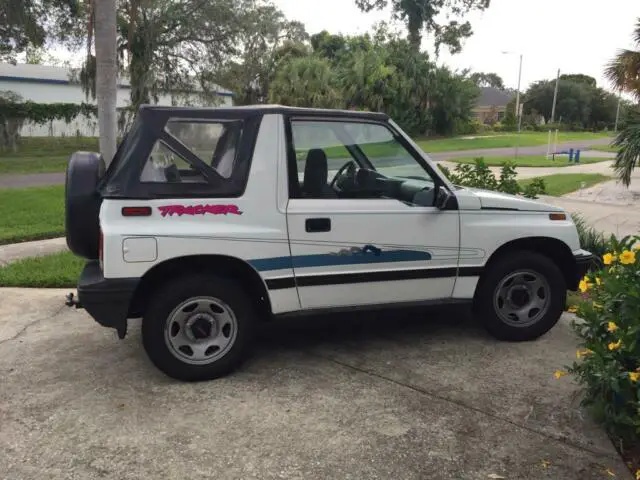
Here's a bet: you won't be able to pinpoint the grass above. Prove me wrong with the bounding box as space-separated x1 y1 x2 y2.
0 155 71 175
416 131 613 153
0 136 98 175
590 144 620 153
448 155 611 168
0 185 65 244
519 173 611 196
0 251 84 288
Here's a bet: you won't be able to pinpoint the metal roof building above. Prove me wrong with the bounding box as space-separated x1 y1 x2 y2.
0 63 234 136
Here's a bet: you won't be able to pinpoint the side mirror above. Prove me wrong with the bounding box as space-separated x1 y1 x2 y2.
435 186 455 210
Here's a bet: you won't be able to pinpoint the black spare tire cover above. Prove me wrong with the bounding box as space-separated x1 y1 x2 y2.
65 152 105 259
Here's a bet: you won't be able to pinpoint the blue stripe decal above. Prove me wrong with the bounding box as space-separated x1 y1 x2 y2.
249 248 432 272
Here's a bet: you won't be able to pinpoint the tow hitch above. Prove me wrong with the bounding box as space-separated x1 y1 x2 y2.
65 292 83 309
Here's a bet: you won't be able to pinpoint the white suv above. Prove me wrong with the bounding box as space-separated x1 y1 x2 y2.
65 105 593 381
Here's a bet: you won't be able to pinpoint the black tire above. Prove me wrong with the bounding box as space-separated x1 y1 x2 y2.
474 250 566 342
65 152 105 259
142 275 256 381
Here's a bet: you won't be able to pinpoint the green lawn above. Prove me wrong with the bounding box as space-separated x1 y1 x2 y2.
590 144 619 153
0 137 98 175
520 173 611 196
416 131 612 153
0 155 70 175
0 251 84 288
0 185 65 244
448 155 611 168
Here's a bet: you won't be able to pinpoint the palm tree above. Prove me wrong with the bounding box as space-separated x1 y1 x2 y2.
605 18 640 187
93 0 118 165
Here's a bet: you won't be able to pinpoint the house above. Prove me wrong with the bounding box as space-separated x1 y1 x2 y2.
0 63 234 136
472 87 514 125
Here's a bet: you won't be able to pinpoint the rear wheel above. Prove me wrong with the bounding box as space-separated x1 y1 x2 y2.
142 275 255 381
474 251 566 341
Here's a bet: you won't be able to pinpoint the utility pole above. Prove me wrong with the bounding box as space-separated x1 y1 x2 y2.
614 92 622 133
515 54 523 158
550 69 560 124
515 54 523 134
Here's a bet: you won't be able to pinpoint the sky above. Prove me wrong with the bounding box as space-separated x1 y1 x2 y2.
275 0 640 93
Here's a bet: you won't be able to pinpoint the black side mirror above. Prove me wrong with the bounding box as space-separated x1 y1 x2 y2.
436 186 456 210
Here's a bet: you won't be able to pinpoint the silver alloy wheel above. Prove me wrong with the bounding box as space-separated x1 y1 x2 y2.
493 270 551 327
164 296 238 365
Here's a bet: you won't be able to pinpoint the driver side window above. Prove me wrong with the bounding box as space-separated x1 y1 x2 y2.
288 118 437 205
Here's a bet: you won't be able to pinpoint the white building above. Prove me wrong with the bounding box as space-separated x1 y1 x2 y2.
0 63 234 136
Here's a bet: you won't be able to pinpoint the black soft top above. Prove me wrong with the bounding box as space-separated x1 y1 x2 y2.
136 104 389 122
98 104 391 199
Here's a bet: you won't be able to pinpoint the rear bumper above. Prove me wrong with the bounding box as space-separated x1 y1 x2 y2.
572 249 595 290
77 261 138 334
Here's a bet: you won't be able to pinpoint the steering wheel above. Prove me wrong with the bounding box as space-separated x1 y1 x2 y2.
330 160 358 192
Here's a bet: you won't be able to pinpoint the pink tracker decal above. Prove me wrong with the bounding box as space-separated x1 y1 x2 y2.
158 204 243 217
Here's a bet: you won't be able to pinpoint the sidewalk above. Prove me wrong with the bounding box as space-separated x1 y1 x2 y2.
0 237 67 266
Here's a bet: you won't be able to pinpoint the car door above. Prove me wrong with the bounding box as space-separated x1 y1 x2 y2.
284 115 461 310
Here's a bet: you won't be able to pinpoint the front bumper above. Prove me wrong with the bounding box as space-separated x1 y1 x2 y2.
77 260 138 337
572 249 595 289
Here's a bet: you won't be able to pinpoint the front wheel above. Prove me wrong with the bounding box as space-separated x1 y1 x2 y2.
142 275 255 381
474 251 566 341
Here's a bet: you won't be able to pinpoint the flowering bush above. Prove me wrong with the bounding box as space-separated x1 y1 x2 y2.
567 235 640 444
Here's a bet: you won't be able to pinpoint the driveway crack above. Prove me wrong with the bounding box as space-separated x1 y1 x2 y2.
0 304 67 347
314 352 619 462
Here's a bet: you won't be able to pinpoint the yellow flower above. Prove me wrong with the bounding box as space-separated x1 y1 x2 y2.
567 306 578 313
619 250 636 265
608 339 622 351
593 302 603 310
579 279 590 293
554 370 567 379
607 322 618 333
596 277 602 286
603 253 616 265
576 349 593 359
636 469 640 480
629 372 640 383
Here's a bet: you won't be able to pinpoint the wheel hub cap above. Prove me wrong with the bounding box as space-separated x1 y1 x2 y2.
164 296 238 365
185 314 216 341
493 270 550 327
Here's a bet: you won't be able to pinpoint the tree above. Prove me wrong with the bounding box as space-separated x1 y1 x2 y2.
470 72 504 89
354 0 491 53
79 0 251 117
269 56 344 108
560 73 597 88
0 0 81 63
94 0 118 164
605 18 640 186
523 76 620 130
219 2 307 105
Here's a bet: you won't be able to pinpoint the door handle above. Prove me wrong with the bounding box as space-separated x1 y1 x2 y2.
305 218 331 233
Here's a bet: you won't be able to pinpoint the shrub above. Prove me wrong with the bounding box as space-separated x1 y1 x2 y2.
572 214 609 263
566 236 640 445
437 158 546 199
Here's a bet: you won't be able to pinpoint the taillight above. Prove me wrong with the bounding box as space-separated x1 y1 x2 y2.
122 206 152 217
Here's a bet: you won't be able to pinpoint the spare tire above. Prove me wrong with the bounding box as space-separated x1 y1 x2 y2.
65 152 105 259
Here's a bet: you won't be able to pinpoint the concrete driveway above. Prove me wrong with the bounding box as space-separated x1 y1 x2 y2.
0 288 631 479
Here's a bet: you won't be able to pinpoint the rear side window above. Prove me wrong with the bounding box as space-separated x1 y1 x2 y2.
140 120 242 183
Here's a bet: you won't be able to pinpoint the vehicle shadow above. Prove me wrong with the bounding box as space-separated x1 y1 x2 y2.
252 304 487 355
